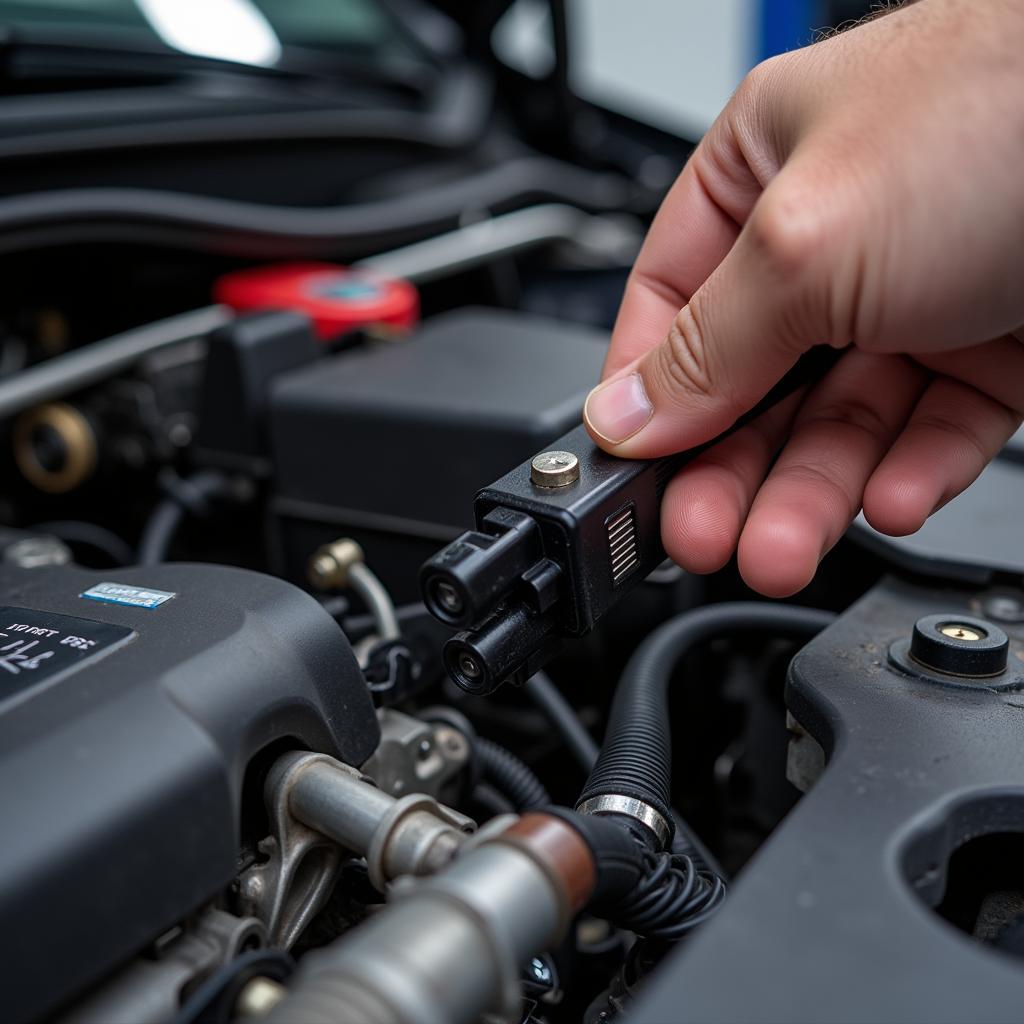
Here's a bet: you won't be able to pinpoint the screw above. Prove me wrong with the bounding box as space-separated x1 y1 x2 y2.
417 738 433 759
528 956 553 986
531 450 580 488
234 977 287 1018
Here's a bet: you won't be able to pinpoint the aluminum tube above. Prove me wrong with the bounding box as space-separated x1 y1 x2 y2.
0 205 637 420
288 761 394 855
266 842 563 1024
357 203 639 284
0 305 230 420
348 562 400 640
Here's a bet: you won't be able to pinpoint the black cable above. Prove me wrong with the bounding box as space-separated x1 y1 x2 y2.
555 809 725 944
521 674 723 873
137 500 185 567
170 948 294 1024
31 520 134 566
523 671 599 774
612 848 726 942
137 469 231 566
578 602 837 834
475 736 551 812
471 781 516 819
669 810 726 881
0 158 635 260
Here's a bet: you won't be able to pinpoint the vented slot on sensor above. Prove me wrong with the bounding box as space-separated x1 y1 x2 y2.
607 505 638 584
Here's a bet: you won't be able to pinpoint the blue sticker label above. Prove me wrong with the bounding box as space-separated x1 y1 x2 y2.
80 582 176 610
310 277 381 302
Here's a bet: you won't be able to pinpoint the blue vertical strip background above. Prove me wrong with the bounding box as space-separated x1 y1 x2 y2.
757 0 817 60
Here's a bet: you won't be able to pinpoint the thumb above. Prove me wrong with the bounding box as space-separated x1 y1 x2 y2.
585 175 853 459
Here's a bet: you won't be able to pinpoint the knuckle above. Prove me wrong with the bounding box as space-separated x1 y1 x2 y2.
748 186 832 279
909 412 992 465
655 305 718 403
782 461 859 522
731 66 765 114
738 54 786 103
800 397 891 445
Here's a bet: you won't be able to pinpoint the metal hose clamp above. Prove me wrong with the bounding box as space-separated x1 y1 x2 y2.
576 794 672 849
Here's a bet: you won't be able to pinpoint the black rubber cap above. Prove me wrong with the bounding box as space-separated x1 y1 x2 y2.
909 613 1008 677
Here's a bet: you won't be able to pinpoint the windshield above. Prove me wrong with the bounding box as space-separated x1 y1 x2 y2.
0 0 426 68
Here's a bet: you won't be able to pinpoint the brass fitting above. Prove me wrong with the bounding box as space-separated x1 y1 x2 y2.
13 402 97 494
307 538 365 591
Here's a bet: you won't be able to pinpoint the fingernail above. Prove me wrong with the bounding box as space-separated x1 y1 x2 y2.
584 373 653 444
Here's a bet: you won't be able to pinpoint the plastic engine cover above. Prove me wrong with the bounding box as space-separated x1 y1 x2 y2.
0 561 379 1024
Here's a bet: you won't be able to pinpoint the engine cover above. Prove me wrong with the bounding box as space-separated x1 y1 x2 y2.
0 562 379 1024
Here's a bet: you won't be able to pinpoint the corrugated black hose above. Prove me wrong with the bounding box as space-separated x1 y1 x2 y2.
577 602 837 831
573 602 836 941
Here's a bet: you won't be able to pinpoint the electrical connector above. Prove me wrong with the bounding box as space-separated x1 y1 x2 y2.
421 347 843 695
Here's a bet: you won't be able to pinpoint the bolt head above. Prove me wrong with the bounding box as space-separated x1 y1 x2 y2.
531 450 580 488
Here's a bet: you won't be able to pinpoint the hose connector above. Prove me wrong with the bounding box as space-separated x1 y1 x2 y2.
307 538 364 590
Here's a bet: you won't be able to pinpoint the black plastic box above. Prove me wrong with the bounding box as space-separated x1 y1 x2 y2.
268 308 607 593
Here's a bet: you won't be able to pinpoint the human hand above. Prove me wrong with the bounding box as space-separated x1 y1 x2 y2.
583 0 1024 597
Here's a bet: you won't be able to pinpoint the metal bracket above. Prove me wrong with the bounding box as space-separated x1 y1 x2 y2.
237 753 356 949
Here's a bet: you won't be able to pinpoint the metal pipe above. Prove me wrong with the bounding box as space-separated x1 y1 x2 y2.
274 753 470 891
0 305 230 420
264 814 595 1024
347 562 400 641
287 760 394 855
0 205 638 422
357 203 640 284
0 199 641 428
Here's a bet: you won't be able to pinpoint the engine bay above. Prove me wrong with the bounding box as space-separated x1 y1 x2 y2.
2 4 1024 1022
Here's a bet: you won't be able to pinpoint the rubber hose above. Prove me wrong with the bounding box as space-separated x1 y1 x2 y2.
32 520 135 567
471 782 516 819
523 671 599 774
137 470 229 565
0 159 633 260
475 737 551 812
577 602 837 832
136 501 185 568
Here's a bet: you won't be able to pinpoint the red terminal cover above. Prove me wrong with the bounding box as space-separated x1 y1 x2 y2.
214 262 419 340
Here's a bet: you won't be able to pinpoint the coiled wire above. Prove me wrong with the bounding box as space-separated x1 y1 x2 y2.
613 847 726 942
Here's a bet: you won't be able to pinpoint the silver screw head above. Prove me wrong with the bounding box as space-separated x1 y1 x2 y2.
531 450 580 488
